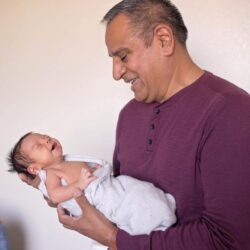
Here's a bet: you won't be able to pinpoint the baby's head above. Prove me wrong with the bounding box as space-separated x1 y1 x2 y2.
8 132 63 179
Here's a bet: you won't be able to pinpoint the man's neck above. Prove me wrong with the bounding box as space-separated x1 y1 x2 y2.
163 46 204 101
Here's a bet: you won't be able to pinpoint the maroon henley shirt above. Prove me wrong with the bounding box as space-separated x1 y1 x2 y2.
113 71 250 250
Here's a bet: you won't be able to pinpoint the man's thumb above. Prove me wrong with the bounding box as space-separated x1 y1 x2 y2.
73 188 89 207
73 188 82 198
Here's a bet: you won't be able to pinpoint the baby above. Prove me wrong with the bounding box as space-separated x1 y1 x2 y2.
8 132 176 235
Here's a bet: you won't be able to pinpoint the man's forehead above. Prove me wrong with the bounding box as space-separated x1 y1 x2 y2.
105 14 131 41
105 14 134 56
106 13 131 31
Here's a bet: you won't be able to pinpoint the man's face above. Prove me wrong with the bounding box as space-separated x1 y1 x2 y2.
21 133 63 170
105 14 169 103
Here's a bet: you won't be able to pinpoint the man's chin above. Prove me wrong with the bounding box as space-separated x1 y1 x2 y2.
134 95 152 104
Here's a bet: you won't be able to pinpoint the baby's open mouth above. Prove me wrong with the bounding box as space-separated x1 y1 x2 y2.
51 142 56 151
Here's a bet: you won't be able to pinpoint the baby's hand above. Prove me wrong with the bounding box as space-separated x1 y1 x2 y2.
92 164 102 173
77 168 97 190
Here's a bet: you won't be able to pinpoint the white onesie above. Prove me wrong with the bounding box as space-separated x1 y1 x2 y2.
38 155 176 236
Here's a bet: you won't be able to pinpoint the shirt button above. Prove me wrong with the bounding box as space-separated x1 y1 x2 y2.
155 108 160 115
148 138 153 145
151 123 155 130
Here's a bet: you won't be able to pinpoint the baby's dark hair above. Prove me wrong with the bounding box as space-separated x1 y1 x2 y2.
7 132 36 179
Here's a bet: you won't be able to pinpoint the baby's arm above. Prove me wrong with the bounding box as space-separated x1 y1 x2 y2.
45 169 96 204
77 168 97 190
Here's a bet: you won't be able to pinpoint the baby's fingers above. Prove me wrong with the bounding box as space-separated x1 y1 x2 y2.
80 168 92 177
88 175 98 182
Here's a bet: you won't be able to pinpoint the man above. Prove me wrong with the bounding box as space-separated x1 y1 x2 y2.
21 0 250 249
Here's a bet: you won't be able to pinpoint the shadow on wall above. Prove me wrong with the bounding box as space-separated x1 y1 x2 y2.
4 221 26 250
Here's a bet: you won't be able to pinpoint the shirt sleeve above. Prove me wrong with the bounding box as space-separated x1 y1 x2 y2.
116 97 250 249
113 109 124 177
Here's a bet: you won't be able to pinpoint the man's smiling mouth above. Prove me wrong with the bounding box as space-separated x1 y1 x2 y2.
124 77 138 84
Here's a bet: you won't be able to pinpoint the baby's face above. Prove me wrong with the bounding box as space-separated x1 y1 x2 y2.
21 133 63 170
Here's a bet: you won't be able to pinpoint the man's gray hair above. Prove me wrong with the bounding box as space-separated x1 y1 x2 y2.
102 0 188 47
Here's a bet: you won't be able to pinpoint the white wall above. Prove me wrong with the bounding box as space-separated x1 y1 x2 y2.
0 1 249 250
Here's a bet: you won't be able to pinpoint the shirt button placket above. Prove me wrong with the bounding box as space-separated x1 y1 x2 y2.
155 108 161 115
148 138 153 145
146 107 161 151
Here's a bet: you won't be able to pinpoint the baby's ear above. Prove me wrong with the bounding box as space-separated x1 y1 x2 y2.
27 163 40 175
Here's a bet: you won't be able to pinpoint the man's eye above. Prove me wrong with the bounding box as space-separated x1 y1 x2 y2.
121 55 127 62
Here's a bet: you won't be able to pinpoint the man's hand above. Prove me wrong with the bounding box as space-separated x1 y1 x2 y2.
57 188 118 249
18 173 41 189
18 173 57 208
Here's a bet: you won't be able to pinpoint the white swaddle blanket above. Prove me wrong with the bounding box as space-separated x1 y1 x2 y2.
38 155 176 236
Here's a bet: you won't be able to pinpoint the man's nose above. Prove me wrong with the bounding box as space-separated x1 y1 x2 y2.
112 58 126 81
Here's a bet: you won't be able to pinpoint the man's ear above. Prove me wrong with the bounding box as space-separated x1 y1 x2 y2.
27 163 40 175
154 24 175 56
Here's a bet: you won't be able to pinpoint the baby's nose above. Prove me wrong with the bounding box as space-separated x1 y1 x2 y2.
44 136 51 144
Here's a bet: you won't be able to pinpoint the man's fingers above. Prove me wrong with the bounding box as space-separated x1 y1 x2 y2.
18 173 41 188
73 188 82 198
73 188 91 208
30 176 41 188
57 205 83 232
18 173 29 183
44 196 57 208
57 205 74 228
57 204 66 217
